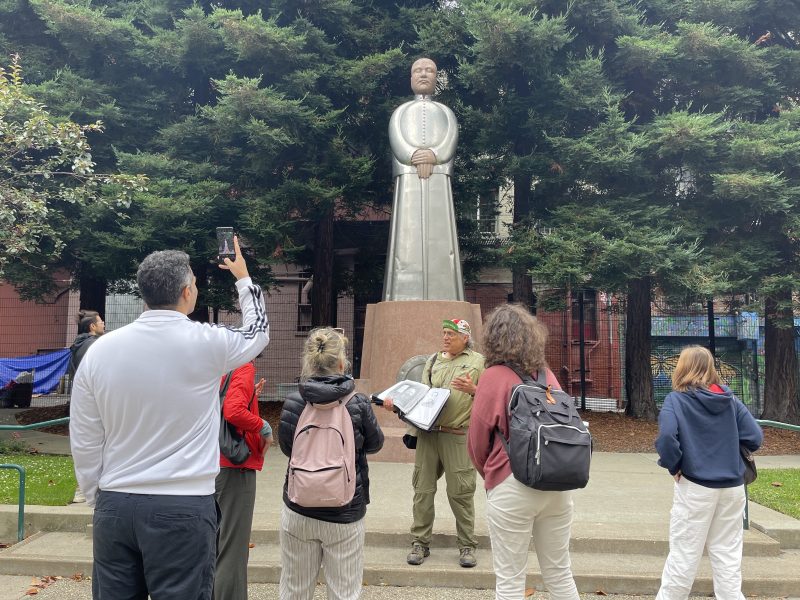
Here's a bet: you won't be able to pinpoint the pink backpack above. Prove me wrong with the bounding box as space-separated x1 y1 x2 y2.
288 392 356 508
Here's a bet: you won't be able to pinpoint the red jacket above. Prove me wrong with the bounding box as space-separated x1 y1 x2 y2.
219 363 266 471
468 364 561 490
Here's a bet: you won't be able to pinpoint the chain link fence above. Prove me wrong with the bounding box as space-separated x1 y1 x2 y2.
0 281 785 416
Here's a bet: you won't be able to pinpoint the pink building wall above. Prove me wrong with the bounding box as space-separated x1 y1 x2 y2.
0 274 74 357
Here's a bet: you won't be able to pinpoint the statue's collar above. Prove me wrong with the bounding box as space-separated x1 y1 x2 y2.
414 94 432 100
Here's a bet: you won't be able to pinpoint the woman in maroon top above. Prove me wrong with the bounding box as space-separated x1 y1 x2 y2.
468 304 579 600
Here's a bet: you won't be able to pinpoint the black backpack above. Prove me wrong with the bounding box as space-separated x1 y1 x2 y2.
496 367 592 491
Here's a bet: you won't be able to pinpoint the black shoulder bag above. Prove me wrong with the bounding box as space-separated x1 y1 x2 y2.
219 372 252 465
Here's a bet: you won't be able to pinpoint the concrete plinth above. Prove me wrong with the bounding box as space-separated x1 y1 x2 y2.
359 300 483 397
358 300 482 462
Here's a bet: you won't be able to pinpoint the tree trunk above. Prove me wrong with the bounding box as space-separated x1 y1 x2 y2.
512 267 534 310
312 210 335 327
762 291 800 424
625 277 657 420
511 171 534 309
79 274 106 316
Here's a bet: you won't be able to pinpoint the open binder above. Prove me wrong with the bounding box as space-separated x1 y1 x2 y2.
373 380 450 431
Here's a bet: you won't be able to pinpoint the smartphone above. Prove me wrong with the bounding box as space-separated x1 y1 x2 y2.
216 227 235 264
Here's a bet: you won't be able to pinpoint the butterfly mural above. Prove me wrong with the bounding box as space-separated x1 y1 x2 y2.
650 352 739 384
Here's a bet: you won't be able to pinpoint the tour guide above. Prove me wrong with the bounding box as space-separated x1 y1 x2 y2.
383 318 485 568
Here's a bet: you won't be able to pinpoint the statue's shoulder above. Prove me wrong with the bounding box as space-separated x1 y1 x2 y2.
392 99 417 113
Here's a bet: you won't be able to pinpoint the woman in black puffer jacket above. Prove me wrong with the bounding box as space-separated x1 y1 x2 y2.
278 327 383 600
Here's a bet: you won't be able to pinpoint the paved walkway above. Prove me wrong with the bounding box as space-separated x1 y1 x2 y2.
1 409 799 599
4 579 795 600
0 410 71 455
2 409 799 547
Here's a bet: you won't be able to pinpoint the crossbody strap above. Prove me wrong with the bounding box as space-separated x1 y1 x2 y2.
219 372 256 431
423 351 439 385
219 372 233 407
494 365 554 456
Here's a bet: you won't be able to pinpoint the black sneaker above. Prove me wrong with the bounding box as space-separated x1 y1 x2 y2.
406 543 430 565
459 547 477 568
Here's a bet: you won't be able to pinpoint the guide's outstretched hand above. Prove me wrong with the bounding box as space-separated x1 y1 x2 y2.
451 373 476 395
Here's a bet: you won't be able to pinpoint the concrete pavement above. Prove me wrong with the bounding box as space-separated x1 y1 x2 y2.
0 409 71 455
1 412 800 596
4 580 797 600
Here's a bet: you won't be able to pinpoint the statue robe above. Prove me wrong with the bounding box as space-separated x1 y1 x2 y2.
384 95 465 301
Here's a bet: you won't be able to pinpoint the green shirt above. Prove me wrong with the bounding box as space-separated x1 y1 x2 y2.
422 348 485 429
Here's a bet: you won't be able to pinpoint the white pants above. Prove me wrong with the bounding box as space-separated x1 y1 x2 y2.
486 474 580 600
656 478 746 600
279 506 365 600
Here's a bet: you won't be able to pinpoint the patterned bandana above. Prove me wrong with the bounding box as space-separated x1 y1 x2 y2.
442 318 471 336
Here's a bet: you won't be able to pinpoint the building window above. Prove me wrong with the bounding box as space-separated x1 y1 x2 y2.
477 190 499 234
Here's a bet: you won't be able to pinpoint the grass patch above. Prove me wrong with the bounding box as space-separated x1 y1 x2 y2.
0 453 76 506
748 468 800 519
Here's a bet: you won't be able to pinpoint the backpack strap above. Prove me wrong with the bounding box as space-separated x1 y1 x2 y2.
494 366 550 458
340 390 357 405
536 369 548 386
494 425 511 458
503 362 537 385
312 390 357 410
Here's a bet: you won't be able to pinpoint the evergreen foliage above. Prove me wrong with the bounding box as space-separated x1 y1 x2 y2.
2 0 799 420
0 55 145 296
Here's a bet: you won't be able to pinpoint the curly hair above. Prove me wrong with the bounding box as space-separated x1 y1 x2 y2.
481 304 549 375
300 327 350 380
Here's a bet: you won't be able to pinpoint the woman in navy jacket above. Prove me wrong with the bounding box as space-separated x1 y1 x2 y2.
655 345 763 600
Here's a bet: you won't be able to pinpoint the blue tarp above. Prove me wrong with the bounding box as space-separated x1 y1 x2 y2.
0 349 70 395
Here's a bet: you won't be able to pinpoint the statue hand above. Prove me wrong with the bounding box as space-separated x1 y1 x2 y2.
416 163 433 179
411 148 436 165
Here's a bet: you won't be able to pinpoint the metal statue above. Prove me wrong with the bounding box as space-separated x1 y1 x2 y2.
383 58 465 301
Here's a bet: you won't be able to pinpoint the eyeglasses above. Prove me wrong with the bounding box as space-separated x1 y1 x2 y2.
333 327 345 334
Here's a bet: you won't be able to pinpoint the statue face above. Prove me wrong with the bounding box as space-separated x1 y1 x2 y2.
410 59 437 96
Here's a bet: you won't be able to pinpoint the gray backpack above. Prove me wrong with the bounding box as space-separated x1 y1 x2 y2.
496 367 592 491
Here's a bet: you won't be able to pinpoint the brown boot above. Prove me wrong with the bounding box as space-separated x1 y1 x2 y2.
406 543 430 565
459 547 477 568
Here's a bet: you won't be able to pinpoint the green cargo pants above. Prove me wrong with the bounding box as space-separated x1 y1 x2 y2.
410 429 477 549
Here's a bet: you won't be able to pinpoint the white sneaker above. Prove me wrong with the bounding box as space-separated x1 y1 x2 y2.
72 487 86 503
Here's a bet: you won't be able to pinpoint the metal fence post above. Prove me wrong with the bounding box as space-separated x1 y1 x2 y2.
0 416 70 543
0 464 26 542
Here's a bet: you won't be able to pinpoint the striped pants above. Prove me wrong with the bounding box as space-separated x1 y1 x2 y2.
279 505 365 600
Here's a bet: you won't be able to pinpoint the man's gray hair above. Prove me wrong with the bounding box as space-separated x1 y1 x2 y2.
136 250 193 309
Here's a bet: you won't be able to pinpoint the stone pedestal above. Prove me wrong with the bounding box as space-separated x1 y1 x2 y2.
357 300 482 462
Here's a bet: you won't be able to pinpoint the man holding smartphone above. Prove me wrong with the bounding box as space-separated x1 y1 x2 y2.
70 236 269 600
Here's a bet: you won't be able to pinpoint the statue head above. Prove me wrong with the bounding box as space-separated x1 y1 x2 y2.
410 58 437 96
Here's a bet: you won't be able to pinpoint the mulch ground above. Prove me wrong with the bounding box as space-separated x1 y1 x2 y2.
14 403 800 456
